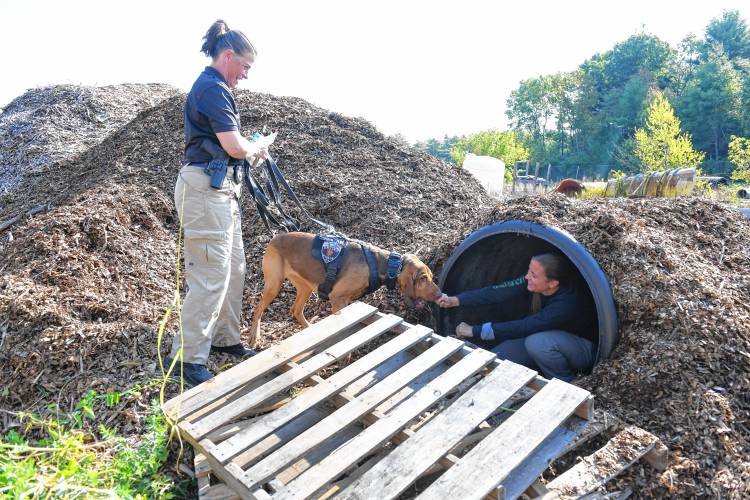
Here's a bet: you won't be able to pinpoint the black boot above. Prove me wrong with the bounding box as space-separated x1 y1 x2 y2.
164 357 213 388
210 343 257 359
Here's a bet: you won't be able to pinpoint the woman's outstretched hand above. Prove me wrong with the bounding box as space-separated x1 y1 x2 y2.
436 294 459 308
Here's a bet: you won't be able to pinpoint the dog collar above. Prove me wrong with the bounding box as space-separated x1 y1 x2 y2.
385 252 402 290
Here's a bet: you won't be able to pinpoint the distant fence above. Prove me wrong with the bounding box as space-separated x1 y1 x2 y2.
516 161 740 184
511 162 613 189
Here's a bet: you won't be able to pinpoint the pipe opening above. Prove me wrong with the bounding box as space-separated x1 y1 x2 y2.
437 220 619 365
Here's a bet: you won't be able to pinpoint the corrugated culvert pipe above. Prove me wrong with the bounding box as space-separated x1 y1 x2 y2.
437 220 619 365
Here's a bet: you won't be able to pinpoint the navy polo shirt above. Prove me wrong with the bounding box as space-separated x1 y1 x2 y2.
183 67 241 164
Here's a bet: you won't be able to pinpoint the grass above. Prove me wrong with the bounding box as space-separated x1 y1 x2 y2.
580 181 607 199
0 389 186 499
580 179 750 205
699 182 750 206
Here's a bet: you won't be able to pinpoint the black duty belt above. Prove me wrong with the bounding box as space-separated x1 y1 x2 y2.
187 161 244 184
197 137 332 235
186 160 244 168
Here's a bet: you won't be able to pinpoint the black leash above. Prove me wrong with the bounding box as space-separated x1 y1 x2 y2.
242 155 334 235
196 137 334 235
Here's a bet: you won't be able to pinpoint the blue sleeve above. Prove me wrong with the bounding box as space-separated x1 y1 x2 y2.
197 85 239 134
456 276 527 307
471 292 576 341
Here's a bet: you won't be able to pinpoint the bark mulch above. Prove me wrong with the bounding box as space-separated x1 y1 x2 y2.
0 84 179 193
3 83 748 497
0 85 491 431
427 195 750 497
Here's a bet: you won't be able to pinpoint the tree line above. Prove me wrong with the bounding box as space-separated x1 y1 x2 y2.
415 10 750 181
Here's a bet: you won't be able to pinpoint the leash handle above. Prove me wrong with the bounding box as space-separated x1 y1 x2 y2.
240 152 335 235
264 155 335 232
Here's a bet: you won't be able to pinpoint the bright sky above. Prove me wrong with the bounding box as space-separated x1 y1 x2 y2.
2 1 749 142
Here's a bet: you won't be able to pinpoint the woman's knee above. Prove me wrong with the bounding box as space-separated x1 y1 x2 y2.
524 331 557 356
492 339 536 368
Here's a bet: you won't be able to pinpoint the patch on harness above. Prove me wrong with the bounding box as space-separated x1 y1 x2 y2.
321 238 345 264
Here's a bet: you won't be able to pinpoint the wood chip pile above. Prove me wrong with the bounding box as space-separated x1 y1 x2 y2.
427 195 750 497
0 84 179 192
3 83 748 497
0 85 491 426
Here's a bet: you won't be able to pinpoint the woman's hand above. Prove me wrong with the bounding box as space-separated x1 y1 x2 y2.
249 143 269 160
455 322 473 338
436 294 459 308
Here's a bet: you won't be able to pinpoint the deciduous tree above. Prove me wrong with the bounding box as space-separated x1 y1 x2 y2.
634 92 704 172
729 135 750 182
450 130 528 182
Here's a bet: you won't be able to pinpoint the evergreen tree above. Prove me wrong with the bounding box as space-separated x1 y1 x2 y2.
678 46 742 161
704 10 750 61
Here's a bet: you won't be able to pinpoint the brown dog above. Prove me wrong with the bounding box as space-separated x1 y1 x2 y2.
553 178 586 197
249 232 442 347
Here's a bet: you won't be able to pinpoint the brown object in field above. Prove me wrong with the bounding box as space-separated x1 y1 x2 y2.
249 232 442 347
554 178 586 197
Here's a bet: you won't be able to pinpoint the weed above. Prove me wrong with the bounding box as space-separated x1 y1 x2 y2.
0 392 179 499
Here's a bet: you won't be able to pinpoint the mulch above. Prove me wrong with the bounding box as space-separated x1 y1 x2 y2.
427 195 750 497
1 84 749 497
0 84 491 426
0 83 179 193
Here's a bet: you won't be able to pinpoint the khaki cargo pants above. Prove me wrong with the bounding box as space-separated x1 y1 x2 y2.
170 165 245 365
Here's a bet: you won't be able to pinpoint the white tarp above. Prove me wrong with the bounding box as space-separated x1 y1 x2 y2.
462 153 505 197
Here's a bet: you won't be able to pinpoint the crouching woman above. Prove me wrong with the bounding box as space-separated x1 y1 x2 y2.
437 254 596 382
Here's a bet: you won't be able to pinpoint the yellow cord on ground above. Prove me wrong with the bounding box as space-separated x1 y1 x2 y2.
156 182 187 469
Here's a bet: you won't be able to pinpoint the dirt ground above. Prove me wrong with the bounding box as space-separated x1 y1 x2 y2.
1 84 749 498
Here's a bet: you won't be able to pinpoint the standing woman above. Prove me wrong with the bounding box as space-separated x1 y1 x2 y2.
437 254 596 382
166 20 268 387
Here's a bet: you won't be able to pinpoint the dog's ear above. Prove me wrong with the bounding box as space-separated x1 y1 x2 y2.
398 258 416 298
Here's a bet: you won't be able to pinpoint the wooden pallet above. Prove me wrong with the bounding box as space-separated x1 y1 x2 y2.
162 302 660 500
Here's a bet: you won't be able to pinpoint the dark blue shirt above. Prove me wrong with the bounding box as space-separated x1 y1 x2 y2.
456 276 596 343
184 67 241 164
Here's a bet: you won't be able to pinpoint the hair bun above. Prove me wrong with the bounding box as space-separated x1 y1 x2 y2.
201 19 231 57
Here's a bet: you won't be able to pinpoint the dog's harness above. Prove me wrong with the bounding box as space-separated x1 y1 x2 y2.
311 235 347 300
312 235 402 300
361 245 402 291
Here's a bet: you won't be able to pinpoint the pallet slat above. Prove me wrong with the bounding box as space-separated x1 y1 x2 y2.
236 336 467 491
274 422 362 486
544 426 661 498
417 379 591 500
276 348 500 499
174 303 632 500
214 324 433 465
183 314 403 440
336 359 538 500
164 302 377 419
501 416 591 499
219 408 327 478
